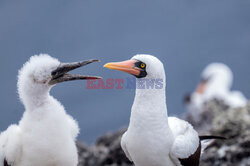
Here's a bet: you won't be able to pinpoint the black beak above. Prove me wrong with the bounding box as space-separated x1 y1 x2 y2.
49 59 102 85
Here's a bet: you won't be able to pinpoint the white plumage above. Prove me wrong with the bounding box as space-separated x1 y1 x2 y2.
0 54 98 166
186 63 247 123
105 54 206 166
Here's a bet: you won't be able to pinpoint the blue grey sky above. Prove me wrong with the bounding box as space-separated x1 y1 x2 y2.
0 0 249 144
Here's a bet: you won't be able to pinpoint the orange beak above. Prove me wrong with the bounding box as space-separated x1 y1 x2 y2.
195 80 207 94
104 60 141 76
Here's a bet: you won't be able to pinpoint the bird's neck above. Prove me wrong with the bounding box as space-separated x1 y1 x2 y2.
129 84 169 131
21 88 51 111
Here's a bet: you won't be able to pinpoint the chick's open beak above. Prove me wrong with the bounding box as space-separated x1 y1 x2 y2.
49 59 101 85
104 60 140 76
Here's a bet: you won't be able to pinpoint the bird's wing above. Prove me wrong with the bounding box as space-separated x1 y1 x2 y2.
227 91 247 107
66 115 80 140
0 125 22 166
120 132 132 161
168 117 201 166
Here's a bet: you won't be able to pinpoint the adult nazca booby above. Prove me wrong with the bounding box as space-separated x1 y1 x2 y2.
0 54 101 166
184 63 247 123
104 54 224 166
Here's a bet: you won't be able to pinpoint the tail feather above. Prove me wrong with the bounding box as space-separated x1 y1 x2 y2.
199 135 226 140
199 135 226 154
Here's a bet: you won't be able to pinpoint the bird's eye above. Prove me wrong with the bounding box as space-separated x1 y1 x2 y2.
140 63 146 69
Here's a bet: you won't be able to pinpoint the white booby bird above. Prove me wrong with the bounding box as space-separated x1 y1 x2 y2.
0 54 101 166
184 63 247 123
104 54 223 166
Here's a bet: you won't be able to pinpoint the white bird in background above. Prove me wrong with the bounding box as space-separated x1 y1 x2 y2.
184 63 247 123
0 54 101 166
104 54 223 166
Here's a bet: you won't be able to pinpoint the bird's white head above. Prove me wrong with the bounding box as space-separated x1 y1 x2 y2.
18 54 59 103
104 55 168 122
104 54 166 81
195 63 233 95
17 54 101 110
104 54 167 121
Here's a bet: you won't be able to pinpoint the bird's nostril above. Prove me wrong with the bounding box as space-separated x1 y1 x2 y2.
51 71 57 76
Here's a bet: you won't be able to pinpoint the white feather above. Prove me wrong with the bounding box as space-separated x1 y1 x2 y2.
169 117 199 159
121 132 132 161
200 139 213 154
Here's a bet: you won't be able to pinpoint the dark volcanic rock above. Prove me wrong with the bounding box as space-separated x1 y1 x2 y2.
200 101 250 166
183 99 230 133
77 129 133 166
77 141 96 166
94 129 133 166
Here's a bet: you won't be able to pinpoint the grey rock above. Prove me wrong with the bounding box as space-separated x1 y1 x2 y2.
199 100 250 166
77 129 133 166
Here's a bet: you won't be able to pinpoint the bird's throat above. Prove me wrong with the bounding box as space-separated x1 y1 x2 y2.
129 87 169 130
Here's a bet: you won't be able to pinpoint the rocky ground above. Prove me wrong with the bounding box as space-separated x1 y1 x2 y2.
77 100 250 166
199 100 250 166
77 129 133 166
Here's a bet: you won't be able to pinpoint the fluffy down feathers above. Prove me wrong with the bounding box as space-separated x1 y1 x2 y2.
0 125 21 166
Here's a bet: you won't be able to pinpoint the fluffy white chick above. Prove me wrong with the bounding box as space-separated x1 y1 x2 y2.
0 54 100 166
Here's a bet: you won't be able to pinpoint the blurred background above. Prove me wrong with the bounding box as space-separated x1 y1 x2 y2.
0 0 249 144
